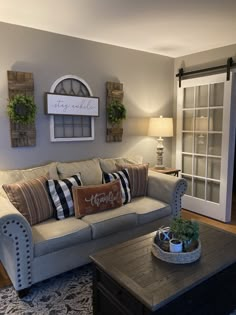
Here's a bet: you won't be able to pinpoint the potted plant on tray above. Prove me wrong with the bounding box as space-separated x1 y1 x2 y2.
170 217 199 252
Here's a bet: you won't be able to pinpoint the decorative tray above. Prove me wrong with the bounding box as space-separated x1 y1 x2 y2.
151 238 201 264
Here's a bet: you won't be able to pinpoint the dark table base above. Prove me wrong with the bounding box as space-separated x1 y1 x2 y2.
93 262 236 315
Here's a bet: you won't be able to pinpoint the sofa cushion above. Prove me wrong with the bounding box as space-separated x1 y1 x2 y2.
0 170 23 198
47 174 82 220
57 158 103 185
99 157 139 173
122 196 172 225
32 217 91 257
116 163 149 197
73 180 122 218
21 162 59 181
103 169 131 204
81 207 137 239
0 162 58 199
3 176 54 226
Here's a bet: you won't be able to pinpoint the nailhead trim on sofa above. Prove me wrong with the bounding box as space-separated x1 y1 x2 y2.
1 219 33 290
173 180 187 217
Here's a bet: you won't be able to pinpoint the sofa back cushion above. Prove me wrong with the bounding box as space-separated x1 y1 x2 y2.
73 180 122 218
0 162 58 199
99 157 140 173
57 158 102 185
47 174 82 220
21 162 59 181
3 176 54 226
0 170 24 198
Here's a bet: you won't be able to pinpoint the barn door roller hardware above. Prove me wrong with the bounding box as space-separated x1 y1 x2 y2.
176 57 236 88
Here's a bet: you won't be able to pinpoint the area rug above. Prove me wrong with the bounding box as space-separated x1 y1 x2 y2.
0 265 92 315
1 264 236 315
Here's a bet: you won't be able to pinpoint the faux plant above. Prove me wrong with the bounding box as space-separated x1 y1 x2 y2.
107 99 126 126
170 217 199 244
7 94 37 124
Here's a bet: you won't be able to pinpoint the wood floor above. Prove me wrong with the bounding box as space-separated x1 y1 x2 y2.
182 192 236 234
182 209 236 233
0 262 11 288
1 192 236 289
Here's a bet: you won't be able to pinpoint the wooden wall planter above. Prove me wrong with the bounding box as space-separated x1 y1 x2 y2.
7 71 36 147
106 81 124 142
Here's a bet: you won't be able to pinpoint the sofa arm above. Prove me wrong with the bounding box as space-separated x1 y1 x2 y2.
147 170 187 217
0 196 33 291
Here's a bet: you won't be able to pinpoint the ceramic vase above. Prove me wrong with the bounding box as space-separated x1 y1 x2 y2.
169 239 183 253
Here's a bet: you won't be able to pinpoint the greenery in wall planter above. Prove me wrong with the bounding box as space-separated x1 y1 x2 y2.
107 99 126 126
7 94 37 124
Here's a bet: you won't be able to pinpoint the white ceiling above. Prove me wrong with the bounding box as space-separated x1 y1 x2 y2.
0 0 236 58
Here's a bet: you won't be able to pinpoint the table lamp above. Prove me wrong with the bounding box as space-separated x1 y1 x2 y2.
148 116 173 169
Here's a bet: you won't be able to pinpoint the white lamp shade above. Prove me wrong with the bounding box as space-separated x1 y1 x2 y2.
148 117 173 137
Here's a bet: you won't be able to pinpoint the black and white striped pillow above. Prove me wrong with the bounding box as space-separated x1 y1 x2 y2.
103 169 131 204
47 174 82 220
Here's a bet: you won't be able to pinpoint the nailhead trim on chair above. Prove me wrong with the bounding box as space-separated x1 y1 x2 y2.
173 179 187 217
1 219 32 290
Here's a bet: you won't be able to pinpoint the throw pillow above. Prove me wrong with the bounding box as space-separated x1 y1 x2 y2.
72 179 122 218
116 163 149 197
46 174 82 220
3 176 54 226
103 169 131 204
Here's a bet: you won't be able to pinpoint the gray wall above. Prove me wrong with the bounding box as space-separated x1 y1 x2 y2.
172 44 236 166
174 44 236 74
0 22 174 170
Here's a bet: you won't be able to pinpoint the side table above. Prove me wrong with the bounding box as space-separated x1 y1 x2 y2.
150 167 181 177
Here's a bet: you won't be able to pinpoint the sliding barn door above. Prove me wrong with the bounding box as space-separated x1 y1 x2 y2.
176 73 236 222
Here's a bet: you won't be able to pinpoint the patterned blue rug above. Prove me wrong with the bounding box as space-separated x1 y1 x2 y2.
0 264 236 315
0 265 92 315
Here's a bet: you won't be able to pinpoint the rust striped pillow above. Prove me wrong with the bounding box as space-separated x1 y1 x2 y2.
3 176 54 226
116 163 149 197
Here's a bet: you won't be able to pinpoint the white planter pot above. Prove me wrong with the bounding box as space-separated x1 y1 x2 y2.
169 239 183 253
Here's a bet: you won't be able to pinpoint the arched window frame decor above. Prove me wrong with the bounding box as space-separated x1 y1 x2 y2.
49 75 95 142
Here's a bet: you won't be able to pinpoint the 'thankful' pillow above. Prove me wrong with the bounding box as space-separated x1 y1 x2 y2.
72 179 122 218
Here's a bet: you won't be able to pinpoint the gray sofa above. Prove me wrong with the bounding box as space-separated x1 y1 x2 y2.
0 157 187 294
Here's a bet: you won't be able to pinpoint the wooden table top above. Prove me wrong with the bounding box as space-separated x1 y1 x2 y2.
90 222 236 311
149 167 180 174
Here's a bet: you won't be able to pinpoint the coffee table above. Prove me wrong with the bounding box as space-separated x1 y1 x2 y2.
90 222 236 315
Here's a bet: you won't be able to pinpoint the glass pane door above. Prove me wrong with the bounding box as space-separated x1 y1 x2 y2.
176 73 235 222
182 83 223 203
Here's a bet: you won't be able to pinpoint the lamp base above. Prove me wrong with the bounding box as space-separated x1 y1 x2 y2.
154 165 165 170
155 137 164 170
